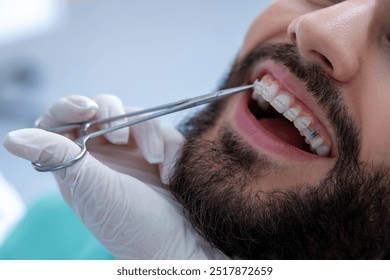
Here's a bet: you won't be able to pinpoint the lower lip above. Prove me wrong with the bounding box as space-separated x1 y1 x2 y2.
234 93 323 161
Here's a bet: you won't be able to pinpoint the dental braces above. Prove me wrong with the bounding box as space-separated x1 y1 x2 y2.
307 128 320 139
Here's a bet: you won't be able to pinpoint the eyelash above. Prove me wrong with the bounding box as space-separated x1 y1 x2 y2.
309 0 344 6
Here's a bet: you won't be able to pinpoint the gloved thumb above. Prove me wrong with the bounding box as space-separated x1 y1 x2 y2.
3 128 86 202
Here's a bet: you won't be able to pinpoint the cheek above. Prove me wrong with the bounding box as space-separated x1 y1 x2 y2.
238 1 302 60
359 98 390 164
350 75 390 164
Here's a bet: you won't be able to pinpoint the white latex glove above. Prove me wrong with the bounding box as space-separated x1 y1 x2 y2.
3 94 228 260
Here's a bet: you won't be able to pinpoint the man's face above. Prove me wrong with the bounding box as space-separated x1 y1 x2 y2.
231 0 390 189
169 0 390 259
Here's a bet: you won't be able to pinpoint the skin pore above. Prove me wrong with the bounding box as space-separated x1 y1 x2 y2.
168 0 390 259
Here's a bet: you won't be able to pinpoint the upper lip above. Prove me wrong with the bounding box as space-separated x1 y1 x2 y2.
248 60 337 156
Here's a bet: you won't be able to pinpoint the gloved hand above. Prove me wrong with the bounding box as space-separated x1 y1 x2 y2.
3 94 228 260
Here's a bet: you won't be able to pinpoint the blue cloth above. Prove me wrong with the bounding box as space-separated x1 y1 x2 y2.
0 192 114 260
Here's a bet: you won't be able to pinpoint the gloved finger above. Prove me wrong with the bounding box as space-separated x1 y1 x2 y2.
93 94 130 145
36 95 99 130
125 106 164 164
158 126 184 184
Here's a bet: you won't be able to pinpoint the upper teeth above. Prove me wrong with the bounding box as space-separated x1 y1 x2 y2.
252 75 331 157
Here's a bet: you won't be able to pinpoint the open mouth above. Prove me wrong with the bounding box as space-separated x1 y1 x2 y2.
248 75 333 157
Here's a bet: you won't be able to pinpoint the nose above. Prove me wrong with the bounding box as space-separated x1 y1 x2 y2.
287 3 373 82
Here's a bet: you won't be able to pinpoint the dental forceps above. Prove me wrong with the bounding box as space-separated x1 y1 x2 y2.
32 84 254 172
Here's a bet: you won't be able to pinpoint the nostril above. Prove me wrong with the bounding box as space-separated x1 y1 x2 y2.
290 31 297 44
311 50 333 71
287 21 299 44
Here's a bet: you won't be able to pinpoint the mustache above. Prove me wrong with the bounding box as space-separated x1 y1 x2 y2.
221 43 361 165
223 44 334 101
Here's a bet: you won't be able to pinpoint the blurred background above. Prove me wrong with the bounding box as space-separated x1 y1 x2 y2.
0 0 271 205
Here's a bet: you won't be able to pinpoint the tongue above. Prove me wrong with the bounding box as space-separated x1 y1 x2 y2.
259 117 309 151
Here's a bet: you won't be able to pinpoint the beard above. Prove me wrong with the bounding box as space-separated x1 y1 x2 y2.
168 44 390 259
